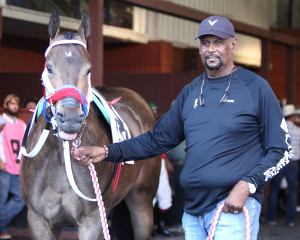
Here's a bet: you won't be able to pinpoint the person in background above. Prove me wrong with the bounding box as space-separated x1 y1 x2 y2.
0 94 26 240
22 97 38 112
0 117 6 172
294 108 300 126
266 104 300 227
148 102 174 237
0 117 5 132
295 108 300 213
75 16 292 239
166 140 186 233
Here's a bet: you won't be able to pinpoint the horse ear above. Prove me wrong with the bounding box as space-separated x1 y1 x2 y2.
78 11 91 41
48 10 60 40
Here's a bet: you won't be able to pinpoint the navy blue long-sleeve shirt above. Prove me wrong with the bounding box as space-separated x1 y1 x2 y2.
106 67 292 216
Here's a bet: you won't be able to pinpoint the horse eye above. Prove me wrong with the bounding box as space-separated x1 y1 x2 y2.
46 64 53 74
86 67 92 75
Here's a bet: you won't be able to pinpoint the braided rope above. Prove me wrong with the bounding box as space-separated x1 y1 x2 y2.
88 163 111 240
207 202 224 240
207 202 251 240
243 205 251 239
67 141 110 238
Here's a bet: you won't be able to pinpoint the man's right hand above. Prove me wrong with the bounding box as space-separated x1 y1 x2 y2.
75 146 106 165
0 159 7 172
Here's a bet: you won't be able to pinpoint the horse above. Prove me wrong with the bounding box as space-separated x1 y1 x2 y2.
19 11 161 240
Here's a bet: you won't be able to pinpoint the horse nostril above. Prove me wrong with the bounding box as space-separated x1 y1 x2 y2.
56 112 65 123
79 114 85 123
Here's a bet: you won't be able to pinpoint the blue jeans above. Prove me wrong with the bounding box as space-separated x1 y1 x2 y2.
0 171 25 234
267 161 299 224
182 197 261 240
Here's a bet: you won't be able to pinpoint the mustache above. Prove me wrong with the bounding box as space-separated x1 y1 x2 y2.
205 54 221 60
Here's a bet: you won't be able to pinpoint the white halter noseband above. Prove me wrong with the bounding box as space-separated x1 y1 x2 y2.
44 39 87 57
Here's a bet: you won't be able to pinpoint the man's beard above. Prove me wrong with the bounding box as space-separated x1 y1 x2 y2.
5 108 18 117
205 54 223 71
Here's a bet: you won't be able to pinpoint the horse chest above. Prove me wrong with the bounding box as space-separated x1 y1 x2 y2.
37 187 87 222
28 163 87 219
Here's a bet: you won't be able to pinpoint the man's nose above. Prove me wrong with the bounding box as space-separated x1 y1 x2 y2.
208 43 216 52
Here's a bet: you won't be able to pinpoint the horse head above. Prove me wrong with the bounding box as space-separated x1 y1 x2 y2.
42 10 92 141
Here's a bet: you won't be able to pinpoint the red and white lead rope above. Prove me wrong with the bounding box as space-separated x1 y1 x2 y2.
207 202 251 240
88 163 111 240
65 141 110 240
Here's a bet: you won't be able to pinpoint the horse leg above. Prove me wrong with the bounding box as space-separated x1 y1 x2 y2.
27 207 61 240
125 189 155 240
77 213 103 240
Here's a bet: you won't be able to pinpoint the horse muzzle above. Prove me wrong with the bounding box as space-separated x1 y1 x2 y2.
54 97 86 140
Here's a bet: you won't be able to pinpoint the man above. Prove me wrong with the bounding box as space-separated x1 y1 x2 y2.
266 104 300 227
0 94 26 240
75 16 292 239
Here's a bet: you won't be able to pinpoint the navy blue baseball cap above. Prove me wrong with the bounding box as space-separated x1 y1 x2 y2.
195 16 235 40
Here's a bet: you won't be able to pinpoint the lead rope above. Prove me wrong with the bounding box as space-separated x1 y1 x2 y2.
65 141 110 240
207 202 251 240
88 163 111 240
69 122 110 239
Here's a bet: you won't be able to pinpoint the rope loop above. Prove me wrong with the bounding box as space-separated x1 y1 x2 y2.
207 202 251 240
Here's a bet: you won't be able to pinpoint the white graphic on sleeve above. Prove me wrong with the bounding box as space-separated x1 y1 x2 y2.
263 118 293 182
208 20 218 26
194 98 198 109
223 99 235 103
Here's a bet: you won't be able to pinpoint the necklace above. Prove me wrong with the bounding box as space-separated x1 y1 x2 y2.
199 66 237 106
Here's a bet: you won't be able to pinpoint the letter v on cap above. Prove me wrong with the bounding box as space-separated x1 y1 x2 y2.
208 20 218 26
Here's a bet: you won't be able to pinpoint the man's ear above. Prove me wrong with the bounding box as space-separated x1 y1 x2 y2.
231 38 238 54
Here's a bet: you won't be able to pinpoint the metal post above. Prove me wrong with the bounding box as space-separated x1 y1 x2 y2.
286 46 296 103
88 0 103 86
260 39 271 82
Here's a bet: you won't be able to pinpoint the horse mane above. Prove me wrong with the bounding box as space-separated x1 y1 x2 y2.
62 31 76 39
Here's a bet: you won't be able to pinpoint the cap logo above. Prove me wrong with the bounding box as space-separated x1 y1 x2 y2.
208 20 218 26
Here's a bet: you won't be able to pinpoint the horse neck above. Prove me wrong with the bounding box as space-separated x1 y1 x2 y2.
81 107 112 147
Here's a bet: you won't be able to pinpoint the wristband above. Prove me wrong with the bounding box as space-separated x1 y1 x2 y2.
102 145 109 158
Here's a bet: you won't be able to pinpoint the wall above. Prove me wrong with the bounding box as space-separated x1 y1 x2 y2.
269 43 287 99
0 73 42 108
295 50 300 106
104 41 174 73
0 34 45 104
104 41 205 73
165 0 276 29
0 35 46 73
104 72 199 113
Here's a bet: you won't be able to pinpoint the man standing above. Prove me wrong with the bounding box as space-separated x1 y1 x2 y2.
0 94 26 239
75 16 292 240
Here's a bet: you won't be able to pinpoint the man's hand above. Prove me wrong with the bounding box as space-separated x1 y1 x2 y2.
223 180 249 213
75 146 106 165
0 159 7 172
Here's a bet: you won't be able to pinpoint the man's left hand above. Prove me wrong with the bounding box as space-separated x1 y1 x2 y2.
223 180 249 213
